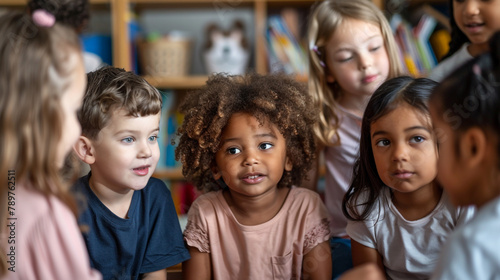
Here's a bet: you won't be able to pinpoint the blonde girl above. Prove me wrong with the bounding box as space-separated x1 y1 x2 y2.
0 11 101 279
306 0 404 277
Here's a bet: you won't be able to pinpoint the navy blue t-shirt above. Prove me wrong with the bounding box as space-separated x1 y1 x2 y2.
73 173 190 280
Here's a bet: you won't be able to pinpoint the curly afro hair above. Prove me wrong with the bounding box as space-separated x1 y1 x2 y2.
175 73 317 192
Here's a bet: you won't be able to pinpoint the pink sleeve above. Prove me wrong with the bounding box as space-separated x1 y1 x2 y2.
303 192 331 254
20 199 102 280
183 198 210 253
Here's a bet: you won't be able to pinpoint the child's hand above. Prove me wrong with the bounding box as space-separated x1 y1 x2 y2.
338 263 385 280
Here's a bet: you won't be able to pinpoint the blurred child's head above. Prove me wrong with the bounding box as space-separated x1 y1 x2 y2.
28 0 90 33
307 0 404 145
444 0 470 59
75 66 162 191
0 12 84 185
430 32 500 207
175 73 317 193
344 76 438 220
452 0 500 54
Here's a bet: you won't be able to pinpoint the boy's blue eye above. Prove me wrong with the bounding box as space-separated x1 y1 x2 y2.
375 139 390 147
122 137 134 143
227 147 241 155
259 143 273 150
148 135 158 142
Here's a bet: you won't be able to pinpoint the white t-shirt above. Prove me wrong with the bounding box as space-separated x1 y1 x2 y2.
431 195 500 280
323 105 362 237
428 43 472 82
346 188 475 280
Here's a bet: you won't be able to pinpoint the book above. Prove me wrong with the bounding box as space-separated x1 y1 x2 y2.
390 13 441 76
266 15 307 75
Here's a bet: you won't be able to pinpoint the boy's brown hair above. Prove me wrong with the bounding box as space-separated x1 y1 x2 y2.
79 66 162 140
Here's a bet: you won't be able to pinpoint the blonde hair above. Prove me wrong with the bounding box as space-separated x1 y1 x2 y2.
0 12 81 274
307 0 404 146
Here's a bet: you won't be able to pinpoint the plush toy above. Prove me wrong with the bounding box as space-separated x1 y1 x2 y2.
203 20 250 75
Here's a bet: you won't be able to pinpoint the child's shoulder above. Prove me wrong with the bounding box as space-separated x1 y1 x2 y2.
286 187 326 212
190 190 223 208
429 44 472 82
290 187 322 201
145 177 169 193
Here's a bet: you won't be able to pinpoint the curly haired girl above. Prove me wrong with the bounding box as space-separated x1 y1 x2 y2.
176 73 332 280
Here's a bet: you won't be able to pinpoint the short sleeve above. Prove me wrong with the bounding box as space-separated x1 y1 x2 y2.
304 219 330 253
302 190 331 254
183 198 211 253
346 219 376 249
140 180 191 273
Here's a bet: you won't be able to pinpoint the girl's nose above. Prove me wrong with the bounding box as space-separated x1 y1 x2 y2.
359 53 373 70
243 150 259 166
463 0 480 16
392 143 409 162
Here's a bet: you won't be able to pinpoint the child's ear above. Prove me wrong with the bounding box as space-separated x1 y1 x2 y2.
73 136 96 165
460 127 487 168
211 166 222 180
285 157 293 172
325 68 335 83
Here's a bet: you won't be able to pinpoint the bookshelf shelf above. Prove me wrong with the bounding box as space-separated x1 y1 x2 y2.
0 0 110 5
154 168 184 180
144 75 209 89
0 0 384 179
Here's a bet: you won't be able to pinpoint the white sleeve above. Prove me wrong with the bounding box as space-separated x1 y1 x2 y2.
346 219 376 249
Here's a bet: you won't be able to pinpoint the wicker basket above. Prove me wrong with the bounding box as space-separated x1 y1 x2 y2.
138 37 191 77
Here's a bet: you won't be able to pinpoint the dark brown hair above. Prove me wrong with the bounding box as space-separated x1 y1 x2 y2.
175 73 317 192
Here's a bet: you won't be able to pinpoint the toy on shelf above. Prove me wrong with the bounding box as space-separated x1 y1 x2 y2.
202 20 250 75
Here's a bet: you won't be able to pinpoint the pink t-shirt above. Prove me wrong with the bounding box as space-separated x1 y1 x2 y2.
323 105 362 237
184 187 330 280
1 184 101 280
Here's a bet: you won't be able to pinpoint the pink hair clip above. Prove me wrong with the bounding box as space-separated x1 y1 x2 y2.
32 9 56 27
312 45 322 56
311 45 326 68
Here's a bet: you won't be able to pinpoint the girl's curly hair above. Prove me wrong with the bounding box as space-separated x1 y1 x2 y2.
175 73 317 192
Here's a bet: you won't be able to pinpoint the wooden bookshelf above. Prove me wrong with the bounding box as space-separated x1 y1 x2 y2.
0 0 384 178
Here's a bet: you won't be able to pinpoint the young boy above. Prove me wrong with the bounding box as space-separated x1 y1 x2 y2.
72 66 190 280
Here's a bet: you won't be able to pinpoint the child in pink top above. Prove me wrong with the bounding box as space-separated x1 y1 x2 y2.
0 11 100 279
176 73 332 280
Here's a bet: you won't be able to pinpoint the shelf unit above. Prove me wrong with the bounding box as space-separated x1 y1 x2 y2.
0 0 384 87
0 0 383 180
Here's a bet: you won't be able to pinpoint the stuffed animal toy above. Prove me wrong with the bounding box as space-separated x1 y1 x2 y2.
203 20 250 75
